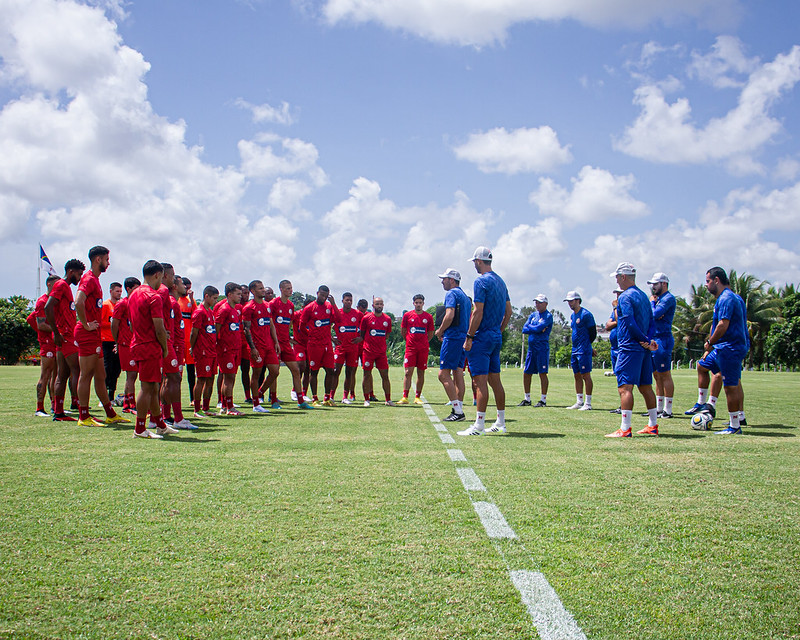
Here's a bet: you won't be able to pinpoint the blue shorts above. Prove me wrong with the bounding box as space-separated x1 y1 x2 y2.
610 348 618 373
698 348 746 387
651 335 674 372
571 352 592 375
439 337 466 371
467 336 502 376
616 349 653 387
524 345 549 375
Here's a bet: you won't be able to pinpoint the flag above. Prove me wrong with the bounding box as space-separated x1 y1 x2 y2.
40 244 57 277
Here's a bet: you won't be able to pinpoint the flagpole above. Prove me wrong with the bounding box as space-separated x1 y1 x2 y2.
37 242 41 300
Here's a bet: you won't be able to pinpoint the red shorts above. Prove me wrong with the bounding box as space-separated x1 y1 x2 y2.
58 333 79 358
403 347 429 370
278 341 297 363
218 350 240 375
162 346 181 375
196 355 217 378
307 343 335 371
137 356 163 383
176 346 185 367
74 325 102 357
119 345 137 372
362 349 388 371
294 343 308 362
39 343 56 359
334 343 359 368
251 340 279 367
240 340 251 362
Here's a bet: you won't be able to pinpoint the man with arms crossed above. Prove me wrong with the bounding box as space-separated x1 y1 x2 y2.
435 268 470 422
564 291 596 411
332 292 363 404
458 247 512 436
399 294 434 404
648 272 677 418
30 275 59 416
360 297 395 407
243 280 280 414
518 294 553 408
269 280 313 409
191 286 219 417
112 277 140 414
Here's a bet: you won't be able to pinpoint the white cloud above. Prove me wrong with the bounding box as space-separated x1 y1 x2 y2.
238 133 328 186
774 156 800 182
616 44 800 174
529 165 649 225
235 98 295 125
494 218 567 282
322 0 741 47
688 35 759 89
453 126 572 175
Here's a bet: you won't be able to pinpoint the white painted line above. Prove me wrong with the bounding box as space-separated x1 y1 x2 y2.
425 409 436 417
433 423 448 433
447 449 467 462
473 501 517 539
457 468 486 492
429 416 441 423
439 433 456 444
510 570 587 640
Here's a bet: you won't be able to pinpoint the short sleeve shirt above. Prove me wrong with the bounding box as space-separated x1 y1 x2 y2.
402 311 433 350
473 271 510 340
214 302 242 353
361 312 392 353
49 278 76 337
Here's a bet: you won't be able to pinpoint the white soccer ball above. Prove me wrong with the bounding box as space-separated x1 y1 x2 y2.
691 412 713 431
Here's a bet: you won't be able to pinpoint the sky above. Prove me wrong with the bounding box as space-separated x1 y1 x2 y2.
1 0 799 316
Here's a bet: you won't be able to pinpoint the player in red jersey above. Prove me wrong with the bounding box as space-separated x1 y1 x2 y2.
29 275 60 416
112 277 140 414
73 246 128 426
166 274 196 430
360 297 395 406
242 280 280 413
399 294 434 404
299 285 340 405
178 277 198 403
156 263 183 426
293 296 312 401
45 258 85 421
190 285 219 417
100 281 122 405
128 260 175 438
237 284 254 404
215 282 244 415
332 292 363 404
355 298 370 400
269 280 313 409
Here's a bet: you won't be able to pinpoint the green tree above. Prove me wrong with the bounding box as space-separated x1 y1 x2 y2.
766 291 800 367
0 296 37 365
728 270 782 368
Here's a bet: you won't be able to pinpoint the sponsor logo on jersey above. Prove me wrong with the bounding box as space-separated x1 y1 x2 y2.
409 327 427 334
276 316 291 324
229 322 240 332
339 326 357 333
171 358 178 367
257 317 270 326
180 320 185 329
96 299 103 308
205 325 216 334
369 329 386 337
70 302 76 311
314 319 331 327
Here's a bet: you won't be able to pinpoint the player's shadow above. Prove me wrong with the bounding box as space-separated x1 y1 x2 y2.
654 433 706 439
162 436 221 443
505 432 566 439
748 423 795 430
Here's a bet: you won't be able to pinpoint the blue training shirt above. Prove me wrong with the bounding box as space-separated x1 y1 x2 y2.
443 286 471 339
616 286 655 352
608 306 618 350
522 310 553 348
473 271 510 340
651 291 676 337
712 288 749 352
570 307 596 355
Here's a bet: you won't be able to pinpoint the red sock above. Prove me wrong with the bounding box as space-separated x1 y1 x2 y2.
135 415 147 434
403 389 409 398
154 415 166 430
173 403 184 422
55 396 64 414
79 405 89 420
202 397 210 411
253 396 260 407
415 391 421 398
37 400 45 412
103 403 116 418
194 395 202 412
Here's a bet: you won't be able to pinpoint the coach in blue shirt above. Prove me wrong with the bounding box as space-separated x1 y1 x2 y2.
435 268 471 422
564 290 596 410
647 272 677 418
519 294 553 407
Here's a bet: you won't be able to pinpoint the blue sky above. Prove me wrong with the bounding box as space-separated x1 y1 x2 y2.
1 0 799 316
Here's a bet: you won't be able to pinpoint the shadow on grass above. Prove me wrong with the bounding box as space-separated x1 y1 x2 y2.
741 431 795 438
505 432 566 439
748 423 795 430
161 436 221 443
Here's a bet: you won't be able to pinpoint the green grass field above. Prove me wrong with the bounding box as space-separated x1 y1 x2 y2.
1 365 798 639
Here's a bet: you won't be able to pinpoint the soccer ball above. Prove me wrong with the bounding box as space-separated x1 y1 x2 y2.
691 412 714 431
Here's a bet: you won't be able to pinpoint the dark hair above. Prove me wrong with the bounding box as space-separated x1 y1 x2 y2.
64 258 85 273
124 277 140 290
278 279 291 290
342 291 353 299
109 282 122 290
318 285 330 294
413 293 425 302
240 283 249 290
707 266 729 285
181 277 192 287
224 282 239 296
357 298 368 309
160 262 174 272
203 285 219 298
142 260 164 277
88 245 109 261
173 275 181 284
249 280 262 292
46 275 60 285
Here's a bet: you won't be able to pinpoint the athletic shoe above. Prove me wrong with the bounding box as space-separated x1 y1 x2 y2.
271 402 282 410
156 424 179 435
534 400 547 408
605 428 632 438
457 423 485 436
77 417 104 427
703 404 716 419
444 411 466 422
485 422 507 435
385 400 396 407
133 429 162 439
312 400 324 408
659 411 673 419
303 395 313 403
517 399 532 407
566 402 584 410
716 426 742 435
35 410 50 417
472 399 477 406
445 400 453 406
193 411 207 419
163 418 174 426
224 409 244 416
636 424 659 436
290 391 298 402
397 397 410 405
323 399 334 407
684 403 705 415
368 395 379 402
103 414 130 425
341 398 352 405
122 408 136 414
363 400 371 407
740 418 748 426
578 404 592 411
53 413 77 422
244 398 254 405
298 401 314 410
609 407 621 414
174 418 199 430
414 397 424 405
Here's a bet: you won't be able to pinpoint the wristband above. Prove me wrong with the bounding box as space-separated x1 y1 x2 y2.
466 334 475 340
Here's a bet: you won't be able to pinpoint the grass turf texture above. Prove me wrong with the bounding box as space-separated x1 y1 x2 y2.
0 366 797 639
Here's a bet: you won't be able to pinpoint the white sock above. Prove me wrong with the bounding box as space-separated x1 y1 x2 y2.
454 400 463 414
729 412 740 429
524 393 531 402
584 395 592 406
621 410 632 431
698 388 708 404
541 394 547 403
475 411 485 427
496 409 505 426
665 397 673 413
739 410 745 421
709 395 718 408
576 393 584 405
648 408 658 427
656 396 664 412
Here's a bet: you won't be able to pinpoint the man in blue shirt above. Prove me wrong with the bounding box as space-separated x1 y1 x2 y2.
518 294 553 407
564 291 596 410
435 268 471 422
605 262 659 438
696 267 749 435
647 272 677 419
458 247 512 436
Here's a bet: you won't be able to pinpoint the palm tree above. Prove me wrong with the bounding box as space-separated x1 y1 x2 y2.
728 270 782 368
672 283 714 363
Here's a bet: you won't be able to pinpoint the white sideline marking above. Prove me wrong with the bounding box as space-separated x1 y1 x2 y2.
473 501 517 539
429 416 441 423
457 468 486 492
434 423 448 433
447 449 466 462
511 571 587 640
439 433 456 444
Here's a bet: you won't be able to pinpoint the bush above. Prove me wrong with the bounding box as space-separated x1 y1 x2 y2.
0 296 37 365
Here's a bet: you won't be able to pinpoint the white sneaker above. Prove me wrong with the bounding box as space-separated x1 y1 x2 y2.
174 418 198 430
133 429 162 439
457 423 485 436
485 422 507 435
291 390 298 402
342 398 352 405
303 395 313 403
216 401 223 409
149 420 158 429
385 400 396 407
156 424 179 435
253 404 269 414
578 404 592 411
566 402 584 410
363 400 371 407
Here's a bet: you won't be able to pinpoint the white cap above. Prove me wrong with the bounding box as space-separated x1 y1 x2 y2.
610 261 636 277
613 288 624 295
469 246 493 262
563 290 582 302
533 294 548 303
438 268 461 281
647 272 669 284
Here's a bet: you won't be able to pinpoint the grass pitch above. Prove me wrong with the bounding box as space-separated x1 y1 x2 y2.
1 365 798 639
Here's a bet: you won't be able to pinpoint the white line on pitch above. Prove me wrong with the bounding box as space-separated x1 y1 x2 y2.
472 501 517 539
447 449 466 462
511 571 587 640
457 467 486 492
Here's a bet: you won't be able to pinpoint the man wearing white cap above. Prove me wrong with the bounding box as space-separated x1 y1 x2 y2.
648 272 676 418
435 268 471 421
605 262 659 438
564 290 596 410
457 247 512 436
519 294 552 407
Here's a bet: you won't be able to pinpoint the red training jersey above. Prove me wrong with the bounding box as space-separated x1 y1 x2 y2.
242 299 275 349
402 310 434 350
191 305 217 358
48 278 76 338
100 299 116 342
334 308 363 347
214 301 242 353
128 284 164 358
171 296 184 354
112 297 133 347
361 312 392 353
269 297 296 349
299 300 339 346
